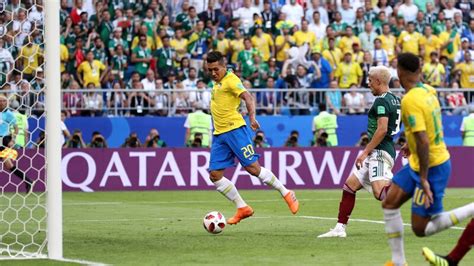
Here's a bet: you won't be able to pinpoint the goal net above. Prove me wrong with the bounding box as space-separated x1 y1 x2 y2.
0 0 62 259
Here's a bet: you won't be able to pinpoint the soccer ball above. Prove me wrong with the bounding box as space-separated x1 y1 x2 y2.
203 211 226 234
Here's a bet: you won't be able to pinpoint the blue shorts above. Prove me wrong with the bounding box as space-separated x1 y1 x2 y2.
393 160 451 217
209 126 260 171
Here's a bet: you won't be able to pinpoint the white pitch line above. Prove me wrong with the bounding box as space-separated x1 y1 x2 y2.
0 248 108 265
52 257 110 265
67 215 465 231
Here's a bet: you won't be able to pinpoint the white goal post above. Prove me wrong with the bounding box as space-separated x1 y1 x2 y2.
45 0 63 260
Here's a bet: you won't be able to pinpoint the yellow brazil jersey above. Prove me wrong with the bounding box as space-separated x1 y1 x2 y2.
77 60 106 87
230 39 244 64
352 51 364 64
170 38 188 61
215 38 231 57
131 36 155 50
293 30 317 47
335 62 362 88
454 62 474 89
420 35 441 63
401 83 450 171
210 71 247 135
338 36 361 54
60 44 69 73
378 34 397 61
439 31 461 61
398 31 422 55
251 33 274 61
422 63 445 87
20 44 42 75
275 35 295 62
322 48 343 70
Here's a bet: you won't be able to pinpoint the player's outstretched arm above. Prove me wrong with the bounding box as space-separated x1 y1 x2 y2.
356 117 388 168
240 91 260 131
413 131 433 208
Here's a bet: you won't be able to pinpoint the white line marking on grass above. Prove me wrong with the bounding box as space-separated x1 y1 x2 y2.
53 257 110 265
0 249 108 265
298 215 465 230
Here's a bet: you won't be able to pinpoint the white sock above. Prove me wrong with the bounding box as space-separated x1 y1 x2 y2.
214 177 247 208
383 208 406 266
425 203 474 236
257 167 289 196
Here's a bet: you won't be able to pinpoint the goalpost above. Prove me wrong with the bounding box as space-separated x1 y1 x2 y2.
0 0 62 260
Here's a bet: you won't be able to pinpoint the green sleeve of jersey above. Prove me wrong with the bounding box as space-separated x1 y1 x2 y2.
374 98 390 118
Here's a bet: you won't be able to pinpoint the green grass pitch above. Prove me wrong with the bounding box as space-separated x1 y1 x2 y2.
2 189 473 265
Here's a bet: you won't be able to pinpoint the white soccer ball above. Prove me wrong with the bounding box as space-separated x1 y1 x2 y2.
203 211 226 234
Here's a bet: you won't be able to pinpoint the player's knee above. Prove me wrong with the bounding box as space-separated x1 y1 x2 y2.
411 225 426 237
209 171 223 182
244 163 260 176
382 199 397 209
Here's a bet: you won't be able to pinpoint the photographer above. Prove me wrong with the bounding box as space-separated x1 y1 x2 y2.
89 131 108 148
253 130 270 148
145 128 167 148
66 129 86 148
121 132 142 148
190 132 203 148
284 130 300 147
356 132 370 148
313 129 332 147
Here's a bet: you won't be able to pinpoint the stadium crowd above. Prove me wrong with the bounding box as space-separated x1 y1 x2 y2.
0 0 473 117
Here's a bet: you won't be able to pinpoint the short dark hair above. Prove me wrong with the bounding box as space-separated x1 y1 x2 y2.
206 51 225 64
318 103 327 112
397 53 420 73
291 130 299 136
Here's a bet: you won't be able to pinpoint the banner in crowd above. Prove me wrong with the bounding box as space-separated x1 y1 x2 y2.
5 148 472 192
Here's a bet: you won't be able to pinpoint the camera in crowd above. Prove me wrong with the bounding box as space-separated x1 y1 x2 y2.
314 129 330 147
357 132 370 148
285 130 299 147
191 133 203 148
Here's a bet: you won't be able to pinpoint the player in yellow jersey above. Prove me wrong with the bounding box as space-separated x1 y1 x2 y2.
381 53 474 266
0 135 34 193
206 51 299 225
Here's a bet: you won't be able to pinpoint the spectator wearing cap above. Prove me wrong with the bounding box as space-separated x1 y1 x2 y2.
251 25 274 62
335 52 362 89
77 50 107 87
439 19 461 62
310 48 333 89
261 0 278 34
238 38 258 80
371 38 389 67
397 0 419 22
420 25 440 63
422 52 445 88
378 23 396 61
188 20 211 69
453 52 474 89
454 38 474 64
322 37 342 71
293 19 317 49
131 34 152 78
154 35 176 79
397 22 423 55
171 29 189 64
213 28 231 58
338 26 360 55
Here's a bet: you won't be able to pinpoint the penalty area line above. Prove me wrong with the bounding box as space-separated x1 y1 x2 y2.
52 257 110 265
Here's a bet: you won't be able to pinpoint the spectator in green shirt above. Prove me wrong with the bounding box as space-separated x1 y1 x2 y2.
131 34 152 78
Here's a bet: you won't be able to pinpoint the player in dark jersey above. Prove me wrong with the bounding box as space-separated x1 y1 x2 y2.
318 66 401 238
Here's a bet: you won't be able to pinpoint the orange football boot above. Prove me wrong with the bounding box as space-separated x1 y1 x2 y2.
283 190 299 214
227 206 254 225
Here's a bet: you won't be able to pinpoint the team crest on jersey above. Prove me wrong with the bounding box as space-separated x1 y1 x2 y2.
408 115 416 127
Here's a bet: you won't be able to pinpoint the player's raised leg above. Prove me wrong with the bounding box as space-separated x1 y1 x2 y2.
244 161 299 214
422 219 474 266
318 173 362 238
